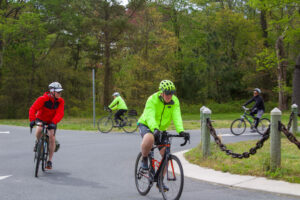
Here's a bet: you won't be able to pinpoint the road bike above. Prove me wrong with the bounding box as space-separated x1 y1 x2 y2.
230 107 270 136
134 132 189 200
97 107 138 133
32 122 49 177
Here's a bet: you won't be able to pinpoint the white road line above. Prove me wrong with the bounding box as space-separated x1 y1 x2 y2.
0 131 10 134
0 175 12 180
219 133 259 137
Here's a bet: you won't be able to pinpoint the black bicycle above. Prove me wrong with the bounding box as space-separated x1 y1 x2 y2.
230 107 270 136
32 122 49 177
135 132 189 200
97 107 138 133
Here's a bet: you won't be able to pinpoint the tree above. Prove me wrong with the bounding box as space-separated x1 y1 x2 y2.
293 54 300 112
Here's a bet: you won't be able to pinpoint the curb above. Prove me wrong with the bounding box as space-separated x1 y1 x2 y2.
174 150 300 197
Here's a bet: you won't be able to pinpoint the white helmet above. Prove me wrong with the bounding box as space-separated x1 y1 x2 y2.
112 92 120 97
49 82 63 92
253 88 261 94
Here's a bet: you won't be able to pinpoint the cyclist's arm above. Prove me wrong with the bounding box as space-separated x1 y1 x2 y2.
144 97 159 132
172 99 184 133
29 96 45 122
243 97 255 107
52 98 64 124
108 97 119 111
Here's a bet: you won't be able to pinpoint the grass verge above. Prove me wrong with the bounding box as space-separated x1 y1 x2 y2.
185 138 300 183
0 112 298 131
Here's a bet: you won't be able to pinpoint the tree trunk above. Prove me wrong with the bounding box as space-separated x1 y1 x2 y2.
292 54 300 113
260 9 268 47
276 36 288 110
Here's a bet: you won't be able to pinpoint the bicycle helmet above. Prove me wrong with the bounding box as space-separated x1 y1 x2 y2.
159 80 176 95
253 88 261 94
49 82 63 92
112 92 120 97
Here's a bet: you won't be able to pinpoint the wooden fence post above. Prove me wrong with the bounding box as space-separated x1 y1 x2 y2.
292 104 298 135
201 107 211 158
270 107 282 171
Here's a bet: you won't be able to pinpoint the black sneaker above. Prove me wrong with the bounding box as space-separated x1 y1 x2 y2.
33 140 38 152
140 157 149 170
46 161 52 169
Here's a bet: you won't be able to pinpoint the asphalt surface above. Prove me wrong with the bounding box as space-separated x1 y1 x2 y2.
0 125 299 200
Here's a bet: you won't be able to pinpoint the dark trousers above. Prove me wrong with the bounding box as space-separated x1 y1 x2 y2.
114 109 127 123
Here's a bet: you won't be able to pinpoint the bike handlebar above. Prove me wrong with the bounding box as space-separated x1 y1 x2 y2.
162 133 190 147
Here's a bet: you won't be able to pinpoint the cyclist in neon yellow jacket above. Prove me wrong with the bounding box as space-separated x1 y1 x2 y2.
108 92 128 126
138 80 190 190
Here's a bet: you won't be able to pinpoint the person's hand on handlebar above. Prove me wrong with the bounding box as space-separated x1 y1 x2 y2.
30 121 35 129
153 129 161 143
179 131 190 141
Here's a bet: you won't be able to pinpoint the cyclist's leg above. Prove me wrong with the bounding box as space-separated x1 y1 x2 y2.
35 126 43 141
114 110 122 124
139 124 154 169
119 109 127 122
47 129 56 162
255 110 264 128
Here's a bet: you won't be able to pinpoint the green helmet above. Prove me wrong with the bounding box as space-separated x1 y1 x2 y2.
159 80 176 94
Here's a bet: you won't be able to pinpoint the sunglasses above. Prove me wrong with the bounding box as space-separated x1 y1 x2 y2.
164 90 175 95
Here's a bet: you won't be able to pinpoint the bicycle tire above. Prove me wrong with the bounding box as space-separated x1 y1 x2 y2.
35 139 43 177
257 118 270 135
230 119 246 136
122 116 138 133
42 139 48 171
159 154 184 200
97 116 113 133
135 152 151 196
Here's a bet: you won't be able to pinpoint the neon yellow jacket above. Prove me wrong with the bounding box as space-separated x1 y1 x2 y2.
138 91 184 133
108 96 128 111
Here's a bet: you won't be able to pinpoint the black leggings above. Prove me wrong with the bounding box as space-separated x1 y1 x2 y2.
114 109 127 123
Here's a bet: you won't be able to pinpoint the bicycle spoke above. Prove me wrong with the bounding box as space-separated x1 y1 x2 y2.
135 152 152 195
122 116 138 133
230 119 246 136
160 155 184 200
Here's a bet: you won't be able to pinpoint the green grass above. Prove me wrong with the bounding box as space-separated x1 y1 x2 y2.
185 138 300 183
0 112 298 131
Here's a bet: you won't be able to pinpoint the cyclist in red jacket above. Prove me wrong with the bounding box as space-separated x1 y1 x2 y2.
29 82 64 169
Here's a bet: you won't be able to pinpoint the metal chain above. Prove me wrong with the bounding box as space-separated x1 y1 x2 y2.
206 119 270 159
287 111 294 131
279 121 300 150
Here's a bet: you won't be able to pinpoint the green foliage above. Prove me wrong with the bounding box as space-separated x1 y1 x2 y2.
0 0 299 118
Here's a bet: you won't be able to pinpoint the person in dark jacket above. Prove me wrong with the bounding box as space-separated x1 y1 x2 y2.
243 88 265 132
29 82 64 169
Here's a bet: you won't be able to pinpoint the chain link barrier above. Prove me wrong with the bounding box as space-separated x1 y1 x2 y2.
206 119 270 159
279 121 300 150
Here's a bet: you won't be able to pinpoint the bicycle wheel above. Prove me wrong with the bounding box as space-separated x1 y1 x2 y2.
34 140 43 177
42 140 48 171
122 116 138 133
134 152 151 196
230 119 246 136
97 116 113 133
257 118 270 135
159 155 184 200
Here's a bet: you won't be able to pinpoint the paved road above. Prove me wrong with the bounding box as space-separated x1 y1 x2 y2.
0 125 299 200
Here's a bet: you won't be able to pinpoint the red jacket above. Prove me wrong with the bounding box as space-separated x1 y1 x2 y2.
29 92 64 124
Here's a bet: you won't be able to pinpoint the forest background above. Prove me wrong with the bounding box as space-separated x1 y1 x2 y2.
0 0 299 119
